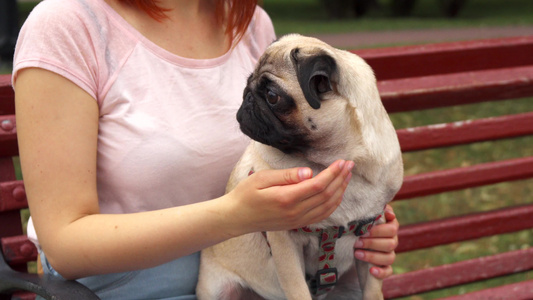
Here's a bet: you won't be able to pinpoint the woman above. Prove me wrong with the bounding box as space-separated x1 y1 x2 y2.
13 0 399 298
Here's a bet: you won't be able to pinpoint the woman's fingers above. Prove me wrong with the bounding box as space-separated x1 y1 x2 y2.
355 236 398 253
354 248 396 267
260 160 352 212
352 204 399 279
277 160 350 199
236 160 354 232
293 160 354 225
251 166 314 189
369 265 394 279
384 204 396 220
363 207 399 239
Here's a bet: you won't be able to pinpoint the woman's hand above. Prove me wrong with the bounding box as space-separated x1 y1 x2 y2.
226 160 355 235
354 204 399 279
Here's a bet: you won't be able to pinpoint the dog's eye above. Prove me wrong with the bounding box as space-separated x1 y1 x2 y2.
266 90 280 105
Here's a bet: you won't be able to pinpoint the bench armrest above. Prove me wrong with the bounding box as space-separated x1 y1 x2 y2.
0 252 100 300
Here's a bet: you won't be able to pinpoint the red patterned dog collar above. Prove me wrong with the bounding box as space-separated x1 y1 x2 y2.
294 214 382 295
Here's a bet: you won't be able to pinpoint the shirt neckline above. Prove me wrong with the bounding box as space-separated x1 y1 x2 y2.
96 0 235 69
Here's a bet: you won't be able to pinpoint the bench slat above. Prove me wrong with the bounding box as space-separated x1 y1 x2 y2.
0 74 14 115
3 62 533 116
397 112 533 152
440 279 533 300
1 235 38 266
383 247 533 299
379 65 533 113
0 180 27 213
395 156 533 200
355 36 533 80
0 211 24 239
0 114 17 157
396 204 533 253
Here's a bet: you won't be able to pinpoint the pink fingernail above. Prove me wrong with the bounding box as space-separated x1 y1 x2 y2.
298 168 312 180
338 160 346 169
371 268 379 276
355 250 365 259
346 161 355 171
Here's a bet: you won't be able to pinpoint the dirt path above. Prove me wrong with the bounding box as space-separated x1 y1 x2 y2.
308 25 533 48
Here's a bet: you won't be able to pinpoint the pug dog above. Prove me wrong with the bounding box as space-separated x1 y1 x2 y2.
196 34 403 300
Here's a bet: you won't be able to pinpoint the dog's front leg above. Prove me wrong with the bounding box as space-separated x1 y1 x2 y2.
355 259 383 300
267 231 312 300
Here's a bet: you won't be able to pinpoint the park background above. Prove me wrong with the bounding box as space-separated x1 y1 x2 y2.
3 0 533 299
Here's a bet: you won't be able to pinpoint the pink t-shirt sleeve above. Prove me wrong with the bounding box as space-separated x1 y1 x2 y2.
13 0 101 99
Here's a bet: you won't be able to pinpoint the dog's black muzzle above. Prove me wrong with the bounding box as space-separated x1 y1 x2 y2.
237 90 310 154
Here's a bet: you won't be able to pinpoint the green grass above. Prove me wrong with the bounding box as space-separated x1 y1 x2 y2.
264 0 533 35
0 65 11 75
393 98 533 176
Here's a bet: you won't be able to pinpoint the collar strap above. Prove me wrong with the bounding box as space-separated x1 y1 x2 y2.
294 214 380 238
295 214 383 295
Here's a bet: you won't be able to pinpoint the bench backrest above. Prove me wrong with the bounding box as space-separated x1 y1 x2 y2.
1 36 532 299
1 74 37 278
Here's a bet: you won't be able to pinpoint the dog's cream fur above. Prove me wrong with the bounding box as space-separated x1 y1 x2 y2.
196 34 403 300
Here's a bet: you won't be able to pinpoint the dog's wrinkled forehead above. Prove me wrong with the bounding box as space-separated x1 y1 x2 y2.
252 48 291 79
253 35 330 74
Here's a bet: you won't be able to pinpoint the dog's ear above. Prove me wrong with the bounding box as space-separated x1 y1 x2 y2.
291 48 337 109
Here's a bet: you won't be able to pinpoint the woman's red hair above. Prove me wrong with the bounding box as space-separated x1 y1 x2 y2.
120 0 258 43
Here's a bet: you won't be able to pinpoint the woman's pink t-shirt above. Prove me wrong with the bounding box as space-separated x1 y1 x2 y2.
14 0 276 242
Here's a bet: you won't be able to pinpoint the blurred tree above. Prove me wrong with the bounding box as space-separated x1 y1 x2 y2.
321 0 377 18
391 0 417 16
391 0 467 17
354 0 375 16
441 0 467 17
0 0 19 63
321 0 467 19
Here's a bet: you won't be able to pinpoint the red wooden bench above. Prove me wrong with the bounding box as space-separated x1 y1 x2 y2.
353 36 533 299
1 36 532 299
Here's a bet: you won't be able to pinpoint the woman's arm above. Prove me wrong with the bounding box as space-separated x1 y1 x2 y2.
15 67 353 280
